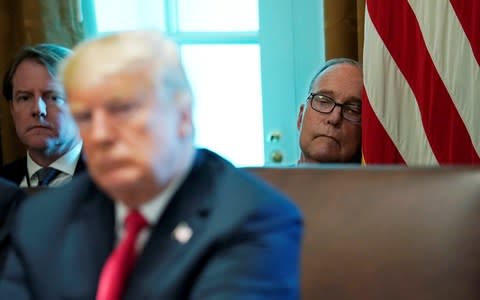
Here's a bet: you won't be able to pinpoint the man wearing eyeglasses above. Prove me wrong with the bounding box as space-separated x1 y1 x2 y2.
297 58 362 164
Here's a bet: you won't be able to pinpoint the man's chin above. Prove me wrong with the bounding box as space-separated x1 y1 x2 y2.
94 170 140 192
309 148 341 163
24 137 58 151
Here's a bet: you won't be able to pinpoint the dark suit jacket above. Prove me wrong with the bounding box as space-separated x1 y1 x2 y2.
0 154 86 185
0 149 302 299
0 153 86 274
0 178 25 273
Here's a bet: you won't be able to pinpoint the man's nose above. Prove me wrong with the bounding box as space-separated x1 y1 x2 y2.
90 110 112 144
31 96 47 118
326 105 343 125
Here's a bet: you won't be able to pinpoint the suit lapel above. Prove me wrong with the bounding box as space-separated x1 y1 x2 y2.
14 159 27 185
124 150 217 298
1 159 28 185
60 183 115 299
1 152 85 186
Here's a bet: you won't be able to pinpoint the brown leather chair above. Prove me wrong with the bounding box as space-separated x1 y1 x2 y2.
245 166 480 300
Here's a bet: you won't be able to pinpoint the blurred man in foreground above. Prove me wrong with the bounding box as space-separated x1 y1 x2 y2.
0 31 302 300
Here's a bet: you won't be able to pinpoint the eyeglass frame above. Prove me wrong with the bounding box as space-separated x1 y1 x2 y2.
307 92 361 124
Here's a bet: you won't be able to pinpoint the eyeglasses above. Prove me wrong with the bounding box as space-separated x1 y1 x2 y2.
307 93 361 124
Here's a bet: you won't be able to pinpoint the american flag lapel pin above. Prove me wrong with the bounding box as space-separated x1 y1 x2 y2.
172 222 193 244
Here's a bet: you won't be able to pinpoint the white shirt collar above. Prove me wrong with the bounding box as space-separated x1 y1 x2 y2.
25 142 83 185
48 142 83 175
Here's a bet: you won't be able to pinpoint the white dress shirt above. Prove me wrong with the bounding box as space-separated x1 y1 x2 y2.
20 142 83 188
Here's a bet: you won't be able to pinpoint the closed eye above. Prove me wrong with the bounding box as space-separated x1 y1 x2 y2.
73 111 92 124
343 105 361 114
106 101 141 118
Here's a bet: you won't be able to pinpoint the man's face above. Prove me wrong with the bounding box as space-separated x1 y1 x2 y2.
68 67 191 195
297 64 362 163
9 59 78 155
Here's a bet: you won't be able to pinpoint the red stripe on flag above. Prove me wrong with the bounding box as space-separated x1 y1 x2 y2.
449 0 480 65
366 0 480 164
362 89 405 164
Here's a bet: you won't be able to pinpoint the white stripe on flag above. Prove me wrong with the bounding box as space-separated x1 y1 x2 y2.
364 8 438 165
408 0 480 156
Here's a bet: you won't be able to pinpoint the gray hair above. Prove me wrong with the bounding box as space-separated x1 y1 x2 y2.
2 43 71 101
308 58 362 92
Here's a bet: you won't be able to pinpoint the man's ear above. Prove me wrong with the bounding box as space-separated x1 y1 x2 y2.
176 92 193 139
179 110 193 139
297 104 305 130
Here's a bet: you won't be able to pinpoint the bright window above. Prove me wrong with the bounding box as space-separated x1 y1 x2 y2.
182 44 263 165
176 0 258 32
93 0 325 166
94 0 166 32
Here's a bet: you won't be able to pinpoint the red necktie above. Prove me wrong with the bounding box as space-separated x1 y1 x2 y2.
96 210 148 300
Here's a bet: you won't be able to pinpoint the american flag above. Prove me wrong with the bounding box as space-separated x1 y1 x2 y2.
362 0 480 165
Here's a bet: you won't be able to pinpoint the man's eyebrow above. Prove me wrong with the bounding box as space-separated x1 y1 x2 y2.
344 96 362 105
43 90 65 95
13 90 32 96
314 89 335 96
314 90 361 104
15 88 62 93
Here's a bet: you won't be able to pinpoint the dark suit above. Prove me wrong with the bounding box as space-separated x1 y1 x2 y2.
0 149 302 299
0 178 25 273
0 155 86 185
0 154 86 274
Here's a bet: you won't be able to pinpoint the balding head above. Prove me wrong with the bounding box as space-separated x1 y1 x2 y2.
308 58 362 92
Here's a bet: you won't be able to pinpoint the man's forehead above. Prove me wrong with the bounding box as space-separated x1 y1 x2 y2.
318 63 362 81
67 73 152 110
13 60 49 77
312 64 363 101
313 65 362 89
12 72 62 90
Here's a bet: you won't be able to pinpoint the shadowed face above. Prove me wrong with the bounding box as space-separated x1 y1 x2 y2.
9 59 79 156
297 64 362 163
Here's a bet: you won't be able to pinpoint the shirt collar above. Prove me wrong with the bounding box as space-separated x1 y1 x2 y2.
26 141 83 179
